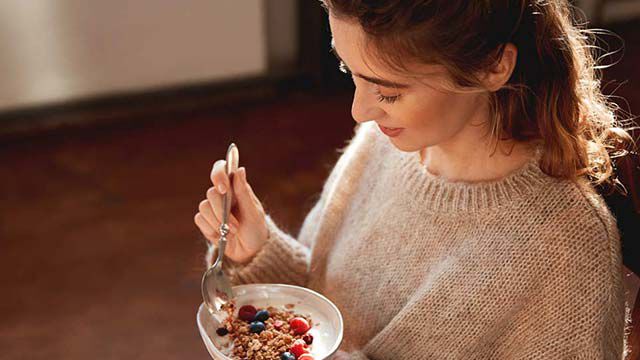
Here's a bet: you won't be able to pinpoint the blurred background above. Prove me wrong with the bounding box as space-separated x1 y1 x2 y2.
0 1 638 359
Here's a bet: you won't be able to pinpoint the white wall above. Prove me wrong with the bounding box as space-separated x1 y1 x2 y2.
0 0 267 112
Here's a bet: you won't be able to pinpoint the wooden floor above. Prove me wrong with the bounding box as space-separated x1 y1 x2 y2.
1 20 639 360
0 92 355 359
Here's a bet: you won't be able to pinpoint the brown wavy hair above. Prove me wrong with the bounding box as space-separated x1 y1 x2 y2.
321 0 635 188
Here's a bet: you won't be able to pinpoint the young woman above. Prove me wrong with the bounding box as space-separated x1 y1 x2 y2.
194 1 633 358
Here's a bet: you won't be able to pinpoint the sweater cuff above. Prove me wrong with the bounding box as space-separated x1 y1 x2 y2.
224 214 310 286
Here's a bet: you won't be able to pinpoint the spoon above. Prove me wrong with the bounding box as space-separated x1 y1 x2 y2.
201 143 239 317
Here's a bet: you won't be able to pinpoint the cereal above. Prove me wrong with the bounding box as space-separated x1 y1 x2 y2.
217 301 315 360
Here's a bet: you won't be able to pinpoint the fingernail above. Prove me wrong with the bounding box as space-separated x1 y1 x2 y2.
218 183 226 194
241 167 247 182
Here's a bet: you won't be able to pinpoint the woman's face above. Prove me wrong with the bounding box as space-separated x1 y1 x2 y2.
328 14 489 152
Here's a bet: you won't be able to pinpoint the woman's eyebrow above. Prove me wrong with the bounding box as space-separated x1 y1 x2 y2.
330 43 411 89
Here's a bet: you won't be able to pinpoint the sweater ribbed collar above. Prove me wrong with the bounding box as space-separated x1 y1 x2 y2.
394 143 549 214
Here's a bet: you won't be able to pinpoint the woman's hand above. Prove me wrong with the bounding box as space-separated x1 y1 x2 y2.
329 350 351 360
194 160 269 264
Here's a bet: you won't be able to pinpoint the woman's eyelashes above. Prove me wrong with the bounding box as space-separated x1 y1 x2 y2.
374 89 401 104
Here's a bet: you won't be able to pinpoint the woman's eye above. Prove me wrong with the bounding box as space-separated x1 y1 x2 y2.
375 89 401 104
376 94 400 104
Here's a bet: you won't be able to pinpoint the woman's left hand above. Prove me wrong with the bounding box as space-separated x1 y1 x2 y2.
329 350 351 360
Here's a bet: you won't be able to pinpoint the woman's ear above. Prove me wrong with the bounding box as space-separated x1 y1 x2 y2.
481 43 518 92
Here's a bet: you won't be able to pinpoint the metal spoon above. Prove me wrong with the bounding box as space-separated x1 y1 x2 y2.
201 143 239 316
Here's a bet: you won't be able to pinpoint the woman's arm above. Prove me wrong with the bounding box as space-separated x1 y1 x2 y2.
205 122 374 286
206 195 325 287
327 350 365 360
493 217 626 359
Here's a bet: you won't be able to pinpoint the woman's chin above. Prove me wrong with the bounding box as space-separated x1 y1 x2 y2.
387 137 421 153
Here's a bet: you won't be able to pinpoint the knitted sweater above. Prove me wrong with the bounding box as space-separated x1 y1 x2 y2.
206 121 626 359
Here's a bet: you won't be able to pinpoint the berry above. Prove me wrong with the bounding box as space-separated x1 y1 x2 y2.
239 305 257 322
280 352 296 360
302 333 314 345
290 339 309 358
249 321 266 334
216 327 229 336
273 320 284 330
289 317 311 335
298 355 315 360
255 309 270 322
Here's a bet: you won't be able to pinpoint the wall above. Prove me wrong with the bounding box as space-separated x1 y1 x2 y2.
266 0 299 72
577 0 640 23
0 0 267 112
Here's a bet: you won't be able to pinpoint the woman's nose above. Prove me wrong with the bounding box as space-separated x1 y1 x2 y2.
351 86 385 124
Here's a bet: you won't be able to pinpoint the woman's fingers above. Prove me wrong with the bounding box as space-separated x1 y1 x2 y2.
196 200 239 238
233 167 263 221
198 199 218 228
233 167 256 219
205 187 222 223
194 212 217 242
207 187 240 230
203 190 240 232
210 160 231 195
195 210 240 259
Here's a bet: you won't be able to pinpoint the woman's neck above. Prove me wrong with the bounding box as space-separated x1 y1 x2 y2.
419 126 537 183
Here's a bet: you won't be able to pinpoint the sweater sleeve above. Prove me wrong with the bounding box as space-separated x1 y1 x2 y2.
204 122 373 286
503 197 626 359
205 197 323 287
491 249 626 358
495 189 626 359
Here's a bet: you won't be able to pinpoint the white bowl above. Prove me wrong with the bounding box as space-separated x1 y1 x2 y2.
197 283 344 360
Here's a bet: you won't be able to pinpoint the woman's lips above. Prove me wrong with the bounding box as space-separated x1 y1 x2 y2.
378 124 404 137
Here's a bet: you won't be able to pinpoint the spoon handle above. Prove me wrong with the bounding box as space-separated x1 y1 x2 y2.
216 143 239 265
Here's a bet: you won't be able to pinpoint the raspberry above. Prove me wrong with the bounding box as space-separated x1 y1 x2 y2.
290 339 309 358
289 317 310 335
298 355 315 360
238 305 257 322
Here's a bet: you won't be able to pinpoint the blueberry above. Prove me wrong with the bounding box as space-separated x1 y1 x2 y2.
254 309 270 322
280 352 296 360
216 327 229 336
249 321 266 334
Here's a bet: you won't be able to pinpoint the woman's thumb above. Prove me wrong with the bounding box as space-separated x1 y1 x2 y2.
233 167 261 217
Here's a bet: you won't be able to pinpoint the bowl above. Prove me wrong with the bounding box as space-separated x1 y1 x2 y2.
197 283 344 360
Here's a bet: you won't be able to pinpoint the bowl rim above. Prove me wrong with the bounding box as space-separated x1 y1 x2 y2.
196 283 344 360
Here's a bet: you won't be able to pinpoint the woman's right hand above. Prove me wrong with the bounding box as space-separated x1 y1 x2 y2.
194 160 269 264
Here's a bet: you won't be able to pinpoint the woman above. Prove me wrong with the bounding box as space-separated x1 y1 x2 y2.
194 1 632 358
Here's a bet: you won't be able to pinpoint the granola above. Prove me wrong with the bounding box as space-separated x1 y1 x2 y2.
216 301 316 360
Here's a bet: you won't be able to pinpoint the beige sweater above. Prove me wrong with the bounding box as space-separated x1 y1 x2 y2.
206 122 626 359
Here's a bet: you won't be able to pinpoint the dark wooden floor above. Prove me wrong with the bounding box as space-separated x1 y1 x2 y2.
1 20 639 360
0 92 355 359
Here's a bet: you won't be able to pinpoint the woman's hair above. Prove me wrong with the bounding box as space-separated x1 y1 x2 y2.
321 0 636 189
